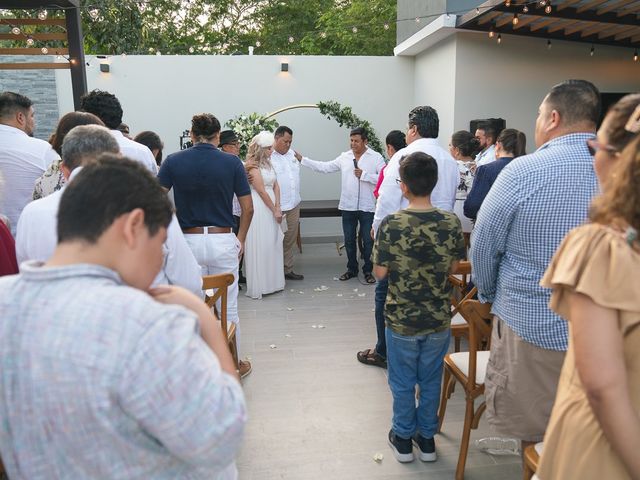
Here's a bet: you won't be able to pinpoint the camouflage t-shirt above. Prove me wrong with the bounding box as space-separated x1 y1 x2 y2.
373 208 465 336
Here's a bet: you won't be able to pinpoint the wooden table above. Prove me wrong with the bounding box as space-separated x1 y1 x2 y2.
297 200 340 251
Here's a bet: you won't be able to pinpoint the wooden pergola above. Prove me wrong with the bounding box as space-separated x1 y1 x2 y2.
0 0 87 109
457 0 640 50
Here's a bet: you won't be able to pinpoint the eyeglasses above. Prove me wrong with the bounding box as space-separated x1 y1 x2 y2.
395 178 403 184
587 139 618 156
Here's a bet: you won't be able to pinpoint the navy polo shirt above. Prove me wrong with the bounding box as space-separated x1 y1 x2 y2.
158 143 251 229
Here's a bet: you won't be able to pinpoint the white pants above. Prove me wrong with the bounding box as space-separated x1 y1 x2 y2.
184 232 241 350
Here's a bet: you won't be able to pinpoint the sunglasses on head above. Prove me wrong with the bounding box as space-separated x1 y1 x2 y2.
586 139 618 156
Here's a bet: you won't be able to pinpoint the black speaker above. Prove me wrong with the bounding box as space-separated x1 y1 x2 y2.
469 118 506 138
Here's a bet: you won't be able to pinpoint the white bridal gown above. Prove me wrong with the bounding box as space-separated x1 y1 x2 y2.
244 165 285 299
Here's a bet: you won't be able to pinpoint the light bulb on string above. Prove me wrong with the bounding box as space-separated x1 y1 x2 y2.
383 23 390 30
523 5 529 13
320 31 327 38
545 4 552 13
189 46 194 53
156 51 161 56
38 10 48 20
512 13 519 25
547 39 552 49
41 47 48 54
89 9 99 20
476 7 480 14
26 36 34 46
540 0 547 5
634 49 638 62
415 17 420 23
11 26 20 35
489 24 495 38
505 0 511 7
352 26 358 33
590 45 595 56
255 41 261 47
497 33 502 44
288 36 294 43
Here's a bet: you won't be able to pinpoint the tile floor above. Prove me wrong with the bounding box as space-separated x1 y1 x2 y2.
236 243 522 479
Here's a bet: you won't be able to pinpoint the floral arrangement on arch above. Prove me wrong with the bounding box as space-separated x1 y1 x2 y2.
226 113 279 158
317 100 384 156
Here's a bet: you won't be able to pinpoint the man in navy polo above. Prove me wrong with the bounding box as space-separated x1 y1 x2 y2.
158 113 254 378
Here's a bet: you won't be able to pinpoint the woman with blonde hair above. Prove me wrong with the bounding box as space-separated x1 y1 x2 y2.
537 93 640 479
244 131 285 299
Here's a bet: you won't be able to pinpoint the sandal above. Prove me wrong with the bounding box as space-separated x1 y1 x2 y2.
357 348 387 368
364 273 376 284
339 271 357 281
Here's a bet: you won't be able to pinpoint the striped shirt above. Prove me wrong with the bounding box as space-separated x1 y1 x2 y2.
470 133 598 351
0 262 246 479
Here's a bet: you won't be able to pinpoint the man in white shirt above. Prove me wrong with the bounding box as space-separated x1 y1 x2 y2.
15 125 202 295
0 91 59 234
271 126 304 280
79 89 157 173
297 127 385 283
359 106 458 370
474 122 497 168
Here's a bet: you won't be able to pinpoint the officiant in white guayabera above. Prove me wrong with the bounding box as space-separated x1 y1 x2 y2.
295 126 384 284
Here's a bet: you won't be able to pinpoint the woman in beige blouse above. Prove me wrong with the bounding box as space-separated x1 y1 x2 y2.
538 93 640 479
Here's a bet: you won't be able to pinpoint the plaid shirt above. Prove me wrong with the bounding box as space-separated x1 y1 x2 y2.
470 133 598 351
0 262 246 479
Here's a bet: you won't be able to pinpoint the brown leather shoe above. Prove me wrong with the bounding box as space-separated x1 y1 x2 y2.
285 271 304 280
238 360 252 379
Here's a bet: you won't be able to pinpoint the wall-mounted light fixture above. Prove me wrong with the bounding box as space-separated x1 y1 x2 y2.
280 62 289 72
100 62 110 73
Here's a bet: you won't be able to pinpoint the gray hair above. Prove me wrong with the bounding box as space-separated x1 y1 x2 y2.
61 125 120 171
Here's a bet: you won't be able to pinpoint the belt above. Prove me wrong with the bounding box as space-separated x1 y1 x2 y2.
182 226 232 234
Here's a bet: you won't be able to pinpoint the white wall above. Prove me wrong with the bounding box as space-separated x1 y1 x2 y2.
453 32 640 151
55 55 415 239
413 35 458 149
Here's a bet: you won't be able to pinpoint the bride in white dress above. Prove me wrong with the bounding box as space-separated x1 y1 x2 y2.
244 131 286 299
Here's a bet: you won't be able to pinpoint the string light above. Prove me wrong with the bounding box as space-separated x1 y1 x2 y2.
547 39 552 49
539 0 547 5
11 26 20 35
41 47 48 54
497 33 502 44
512 13 519 25
255 41 261 47
505 0 511 7
320 31 327 38
383 23 390 30
26 36 34 46
415 17 420 23
288 36 294 43
590 45 595 56
189 46 194 53
634 49 638 62
476 8 480 14
545 3 552 14
89 9 99 19
38 9 48 20
352 26 358 33
489 24 495 38
522 5 529 13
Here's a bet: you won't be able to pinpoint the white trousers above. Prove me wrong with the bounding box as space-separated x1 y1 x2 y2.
184 232 241 351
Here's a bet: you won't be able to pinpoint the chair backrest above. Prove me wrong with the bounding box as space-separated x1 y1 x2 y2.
458 299 493 387
450 261 477 316
202 273 235 334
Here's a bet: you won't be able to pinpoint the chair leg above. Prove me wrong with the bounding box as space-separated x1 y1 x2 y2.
455 397 475 480
437 367 452 432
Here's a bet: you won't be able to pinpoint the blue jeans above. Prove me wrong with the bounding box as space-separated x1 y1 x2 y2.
341 210 374 274
374 277 389 359
386 327 450 439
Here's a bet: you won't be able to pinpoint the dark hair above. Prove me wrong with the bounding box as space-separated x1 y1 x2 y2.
599 93 640 152
274 125 293 138
385 130 406 152
350 126 368 141
134 130 164 166
190 113 220 141
451 130 481 158
496 128 527 158
117 123 130 135
79 90 123 129
399 151 438 197
545 79 601 128
0 91 32 119
61 125 120 171
57 153 172 244
408 106 439 139
50 111 105 155
476 122 497 141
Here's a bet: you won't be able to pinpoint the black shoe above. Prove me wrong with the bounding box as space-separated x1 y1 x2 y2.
285 271 304 280
413 434 436 462
388 430 414 463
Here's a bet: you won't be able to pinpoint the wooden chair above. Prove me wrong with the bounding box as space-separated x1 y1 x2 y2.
438 299 493 480
523 442 543 480
202 273 239 369
449 261 477 352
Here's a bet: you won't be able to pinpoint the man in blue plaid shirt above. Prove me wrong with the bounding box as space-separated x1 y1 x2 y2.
471 80 600 451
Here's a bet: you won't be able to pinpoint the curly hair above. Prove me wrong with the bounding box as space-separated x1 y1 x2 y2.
79 90 123 129
590 94 640 232
191 113 220 142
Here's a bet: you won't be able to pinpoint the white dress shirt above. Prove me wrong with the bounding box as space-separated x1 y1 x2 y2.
0 124 59 234
111 130 158 174
271 149 301 211
16 168 201 295
475 144 496 168
301 147 385 212
373 138 458 233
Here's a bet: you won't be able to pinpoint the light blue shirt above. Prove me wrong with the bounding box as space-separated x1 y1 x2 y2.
470 133 598 351
0 262 246 479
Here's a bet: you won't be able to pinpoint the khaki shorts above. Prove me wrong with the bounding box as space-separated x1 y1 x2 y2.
484 316 566 442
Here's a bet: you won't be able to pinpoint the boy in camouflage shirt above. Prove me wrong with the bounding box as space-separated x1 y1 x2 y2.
373 151 465 463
